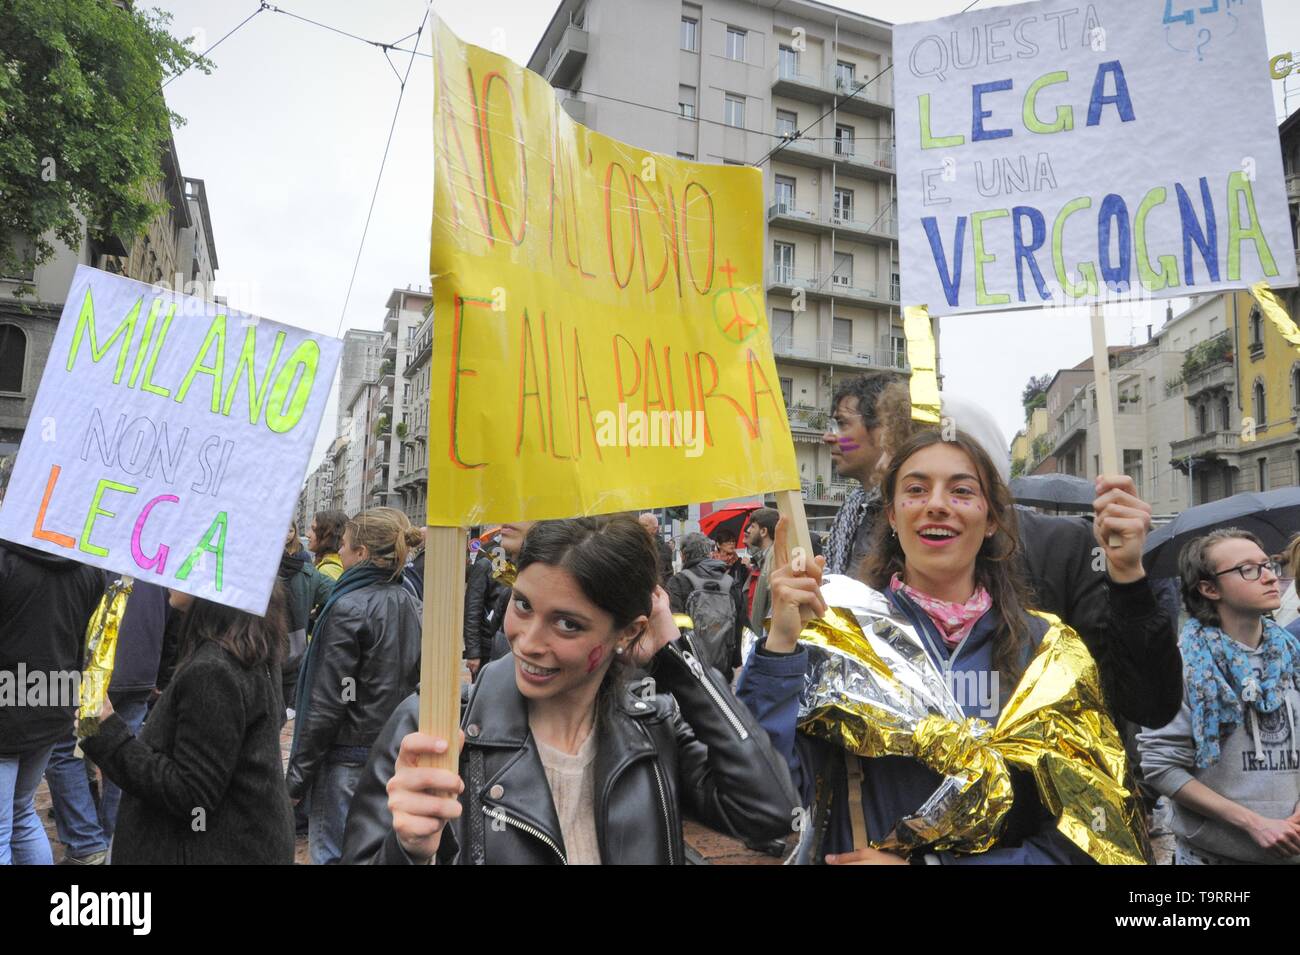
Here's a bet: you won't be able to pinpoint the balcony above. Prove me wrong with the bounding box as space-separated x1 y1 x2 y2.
383 307 399 336
560 95 589 126
1052 414 1088 456
395 466 428 489
770 337 903 371
1184 360 1235 397
403 335 432 376
1288 174 1300 202
1170 430 1240 461
769 61 893 118
766 133 895 182
767 201 896 244
766 267 898 308
382 334 397 360
541 23 587 87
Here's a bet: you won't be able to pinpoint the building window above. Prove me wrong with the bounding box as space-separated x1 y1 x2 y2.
0 324 25 392
832 188 854 222
780 376 794 407
1250 306 1264 347
681 16 698 52
773 175 796 213
1258 456 1268 491
1219 395 1230 430
776 108 798 138
834 123 855 156
1150 446 1159 497
726 26 746 61
771 309 794 348
676 152 695 161
1292 363 1300 408
1253 380 1267 425
1197 402 1208 435
724 92 745 128
891 271 901 300
778 44 799 79
835 61 857 89
832 251 853 287
833 317 852 352
773 242 795 283
1123 449 1143 491
678 85 696 119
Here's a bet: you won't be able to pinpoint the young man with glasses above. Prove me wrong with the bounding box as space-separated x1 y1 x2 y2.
1139 529 1300 864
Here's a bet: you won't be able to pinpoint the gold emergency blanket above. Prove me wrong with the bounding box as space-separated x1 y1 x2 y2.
77 576 134 739
795 575 1147 864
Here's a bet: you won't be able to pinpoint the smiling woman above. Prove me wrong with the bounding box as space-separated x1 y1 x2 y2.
738 428 1117 864
342 515 799 865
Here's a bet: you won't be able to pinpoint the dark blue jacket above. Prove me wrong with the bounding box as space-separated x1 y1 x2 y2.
735 589 1092 864
107 580 170 694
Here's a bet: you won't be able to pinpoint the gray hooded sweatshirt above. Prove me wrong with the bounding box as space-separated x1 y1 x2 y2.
1138 640 1300 864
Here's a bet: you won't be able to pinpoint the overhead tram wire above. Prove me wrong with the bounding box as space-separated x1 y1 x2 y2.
335 3 434 337
753 0 985 169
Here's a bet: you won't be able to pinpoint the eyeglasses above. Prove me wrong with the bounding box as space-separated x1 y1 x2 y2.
826 412 866 436
1210 560 1281 582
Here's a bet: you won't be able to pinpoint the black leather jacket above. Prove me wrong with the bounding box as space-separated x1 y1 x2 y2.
286 580 422 800
341 633 799 864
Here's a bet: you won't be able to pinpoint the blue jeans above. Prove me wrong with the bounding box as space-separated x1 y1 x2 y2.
0 744 56 865
98 691 151 842
45 729 108 858
308 760 365 865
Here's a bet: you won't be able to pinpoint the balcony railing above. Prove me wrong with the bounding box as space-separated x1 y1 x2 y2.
1170 430 1240 459
767 201 897 240
766 267 897 305
769 61 893 113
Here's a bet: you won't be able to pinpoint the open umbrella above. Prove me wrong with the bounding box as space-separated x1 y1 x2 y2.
699 502 762 543
1010 473 1095 512
1142 487 1300 577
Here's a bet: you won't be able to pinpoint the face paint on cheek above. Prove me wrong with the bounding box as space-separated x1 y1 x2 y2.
586 646 604 674
838 439 861 452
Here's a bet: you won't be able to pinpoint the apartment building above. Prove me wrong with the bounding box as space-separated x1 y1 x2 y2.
395 308 434 526
373 288 432 511
337 330 385 439
528 0 915 526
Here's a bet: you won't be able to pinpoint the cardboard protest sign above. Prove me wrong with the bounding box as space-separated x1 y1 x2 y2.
427 17 800 525
893 0 1298 316
0 266 341 615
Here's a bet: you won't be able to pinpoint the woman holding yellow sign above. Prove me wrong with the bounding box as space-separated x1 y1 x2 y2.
341 515 799 864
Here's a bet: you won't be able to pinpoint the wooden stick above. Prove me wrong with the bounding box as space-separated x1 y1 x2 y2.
774 488 814 566
1089 303 1121 547
418 525 466 770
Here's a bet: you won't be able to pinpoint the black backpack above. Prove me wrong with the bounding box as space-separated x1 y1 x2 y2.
679 567 736 675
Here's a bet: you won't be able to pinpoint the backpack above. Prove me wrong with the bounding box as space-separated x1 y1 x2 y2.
680 567 736 675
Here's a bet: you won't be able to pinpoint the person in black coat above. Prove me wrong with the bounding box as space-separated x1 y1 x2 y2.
0 543 105 865
80 585 294 865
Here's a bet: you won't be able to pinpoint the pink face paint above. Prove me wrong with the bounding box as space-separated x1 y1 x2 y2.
838 438 860 452
586 646 604 674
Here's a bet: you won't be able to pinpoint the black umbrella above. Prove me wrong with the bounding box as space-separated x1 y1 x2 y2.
1142 487 1300 577
1010 474 1095 512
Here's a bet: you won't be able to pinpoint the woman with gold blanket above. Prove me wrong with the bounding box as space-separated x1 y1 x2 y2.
736 429 1151 864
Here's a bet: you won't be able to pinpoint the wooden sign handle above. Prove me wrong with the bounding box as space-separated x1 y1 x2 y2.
1089 304 1122 548
774 488 815 570
418 525 466 770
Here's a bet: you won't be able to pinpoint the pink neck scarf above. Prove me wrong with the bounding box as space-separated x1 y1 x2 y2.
889 573 992 650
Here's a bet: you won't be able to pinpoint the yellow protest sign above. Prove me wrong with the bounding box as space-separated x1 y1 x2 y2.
426 18 799 524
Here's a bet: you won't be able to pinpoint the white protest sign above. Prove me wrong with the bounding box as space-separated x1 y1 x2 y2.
894 0 1297 316
0 266 341 615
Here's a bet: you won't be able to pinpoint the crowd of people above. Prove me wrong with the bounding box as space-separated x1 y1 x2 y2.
2 371 1298 865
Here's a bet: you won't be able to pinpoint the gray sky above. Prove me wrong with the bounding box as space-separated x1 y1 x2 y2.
151 0 1300 470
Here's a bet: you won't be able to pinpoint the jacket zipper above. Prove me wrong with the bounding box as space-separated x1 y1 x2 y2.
481 806 567 864
651 760 675 865
670 642 750 741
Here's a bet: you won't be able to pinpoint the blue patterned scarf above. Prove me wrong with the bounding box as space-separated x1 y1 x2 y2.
825 486 878 576
1180 617 1300 768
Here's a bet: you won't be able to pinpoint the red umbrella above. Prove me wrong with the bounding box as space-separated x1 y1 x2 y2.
699 502 762 543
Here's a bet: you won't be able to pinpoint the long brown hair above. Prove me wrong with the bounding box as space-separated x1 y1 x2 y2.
862 428 1032 687
312 510 348 562
176 582 289 671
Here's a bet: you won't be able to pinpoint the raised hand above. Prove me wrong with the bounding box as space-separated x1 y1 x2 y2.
765 516 828 653
388 730 466 863
1093 474 1152 584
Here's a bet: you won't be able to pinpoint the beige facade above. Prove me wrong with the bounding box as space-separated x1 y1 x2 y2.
528 0 917 528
